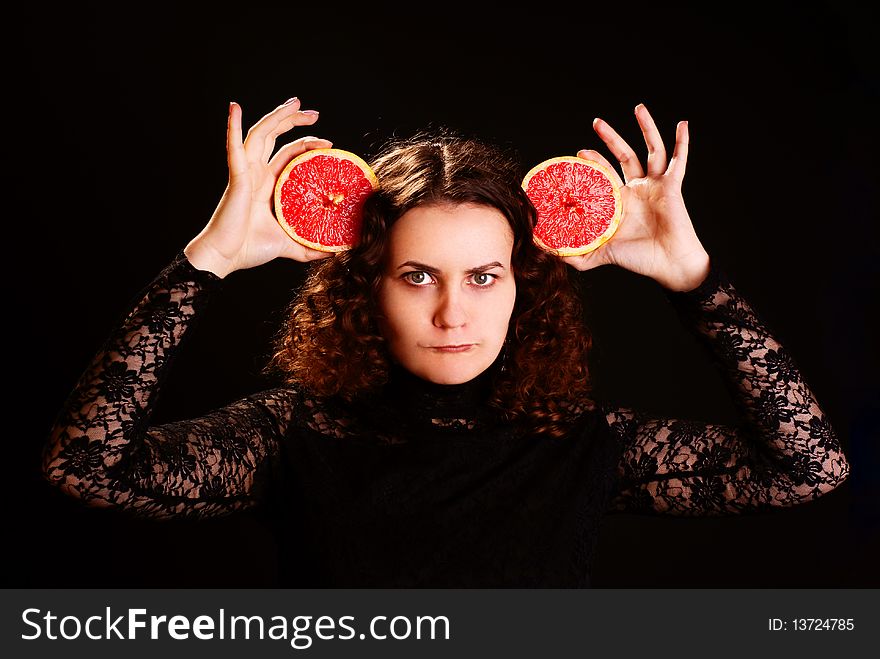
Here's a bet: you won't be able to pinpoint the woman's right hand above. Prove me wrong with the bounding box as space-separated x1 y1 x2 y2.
184 97 334 278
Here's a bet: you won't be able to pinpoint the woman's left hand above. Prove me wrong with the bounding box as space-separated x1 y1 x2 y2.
562 103 710 292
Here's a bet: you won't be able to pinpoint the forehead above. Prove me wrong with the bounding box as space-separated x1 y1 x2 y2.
386 203 514 265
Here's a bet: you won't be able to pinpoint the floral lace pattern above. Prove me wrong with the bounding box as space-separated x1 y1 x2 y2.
42 253 293 519
604 266 849 514
42 248 849 561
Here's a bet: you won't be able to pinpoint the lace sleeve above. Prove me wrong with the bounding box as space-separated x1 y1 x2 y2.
41 250 293 520
603 261 850 515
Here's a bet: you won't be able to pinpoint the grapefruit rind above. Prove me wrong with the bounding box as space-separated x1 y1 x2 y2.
273 148 379 252
522 156 623 257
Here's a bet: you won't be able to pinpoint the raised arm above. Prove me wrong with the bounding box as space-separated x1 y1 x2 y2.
42 251 298 519
43 96 335 519
603 263 849 514
561 102 847 513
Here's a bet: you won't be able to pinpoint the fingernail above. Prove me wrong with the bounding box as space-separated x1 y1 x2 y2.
302 110 319 116
593 117 602 126
283 97 299 105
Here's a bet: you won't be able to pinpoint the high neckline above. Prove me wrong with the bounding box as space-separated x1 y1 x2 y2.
380 356 503 432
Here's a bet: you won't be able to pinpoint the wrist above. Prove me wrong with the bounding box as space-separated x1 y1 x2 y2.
183 238 234 279
664 252 712 292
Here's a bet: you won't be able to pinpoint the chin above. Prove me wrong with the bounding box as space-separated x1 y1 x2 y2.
427 372 474 385
416 360 490 385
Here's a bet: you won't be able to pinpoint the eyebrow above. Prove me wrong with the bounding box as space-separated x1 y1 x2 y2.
396 260 506 275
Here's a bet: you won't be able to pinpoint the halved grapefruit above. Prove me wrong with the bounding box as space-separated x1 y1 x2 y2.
274 148 379 252
522 156 623 256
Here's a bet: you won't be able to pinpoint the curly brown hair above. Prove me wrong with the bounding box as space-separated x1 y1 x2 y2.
267 129 595 438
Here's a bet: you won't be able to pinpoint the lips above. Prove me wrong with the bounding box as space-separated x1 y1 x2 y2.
428 344 476 352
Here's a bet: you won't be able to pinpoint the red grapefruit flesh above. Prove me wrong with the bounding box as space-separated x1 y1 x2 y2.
522 156 623 256
274 148 379 252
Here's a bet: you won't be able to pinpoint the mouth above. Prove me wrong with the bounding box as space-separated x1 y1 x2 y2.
427 344 476 353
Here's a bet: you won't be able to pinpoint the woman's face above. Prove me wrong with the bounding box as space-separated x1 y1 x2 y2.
376 202 517 385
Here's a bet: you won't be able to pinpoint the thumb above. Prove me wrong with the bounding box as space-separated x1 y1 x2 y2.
561 247 609 272
279 238 334 263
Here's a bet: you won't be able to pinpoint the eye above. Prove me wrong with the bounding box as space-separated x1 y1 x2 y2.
470 273 498 287
402 271 434 286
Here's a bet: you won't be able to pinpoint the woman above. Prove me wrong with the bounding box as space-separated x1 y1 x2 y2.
42 97 850 587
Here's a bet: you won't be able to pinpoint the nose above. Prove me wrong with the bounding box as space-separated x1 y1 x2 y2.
433 287 468 329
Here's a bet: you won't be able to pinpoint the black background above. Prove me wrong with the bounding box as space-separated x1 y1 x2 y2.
9 2 878 587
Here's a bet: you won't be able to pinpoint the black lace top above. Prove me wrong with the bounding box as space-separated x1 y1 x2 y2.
42 251 850 587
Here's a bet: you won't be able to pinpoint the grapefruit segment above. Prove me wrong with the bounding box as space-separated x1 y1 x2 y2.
274 148 379 252
522 156 623 256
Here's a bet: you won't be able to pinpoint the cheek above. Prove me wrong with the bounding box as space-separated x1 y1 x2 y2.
491 283 517 329
377 284 415 340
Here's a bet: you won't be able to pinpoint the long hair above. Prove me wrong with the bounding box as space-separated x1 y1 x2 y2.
267 129 595 438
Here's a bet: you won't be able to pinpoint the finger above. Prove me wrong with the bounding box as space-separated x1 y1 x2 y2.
227 102 247 179
280 239 334 263
268 136 335 179
242 97 321 163
245 97 302 157
576 149 625 188
666 121 689 184
634 103 668 176
259 109 321 164
561 247 608 272
592 117 645 183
